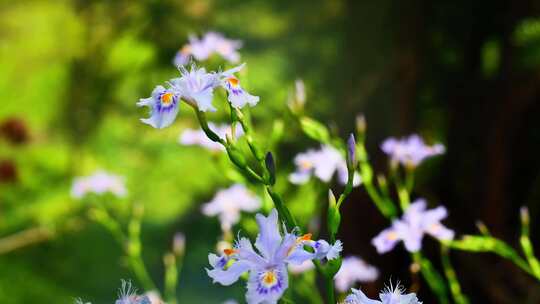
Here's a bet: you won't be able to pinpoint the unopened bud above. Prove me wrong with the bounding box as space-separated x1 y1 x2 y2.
327 190 341 238
227 146 247 169
328 190 337 208
287 79 306 114
475 220 490 235
410 261 421 274
356 114 366 134
173 232 186 256
163 252 175 266
376 174 387 188
265 152 276 185
295 79 306 107
520 206 530 226
347 133 357 170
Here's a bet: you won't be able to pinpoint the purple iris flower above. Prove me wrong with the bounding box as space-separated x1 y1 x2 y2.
344 283 422 304
137 85 181 129
372 199 454 254
289 145 361 186
206 209 342 304
381 134 444 168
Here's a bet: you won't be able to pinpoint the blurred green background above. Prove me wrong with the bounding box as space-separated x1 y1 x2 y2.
2 0 540 303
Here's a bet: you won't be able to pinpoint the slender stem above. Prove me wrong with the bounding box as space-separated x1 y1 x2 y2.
266 186 297 230
412 252 449 304
440 246 468 304
127 205 157 292
520 208 540 279
325 274 335 304
394 172 410 211
335 182 353 210
128 256 156 292
164 252 179 304
357 143 396 218
0 226 53 254
405 168 415 193
193 108 225 145
447 236 536 279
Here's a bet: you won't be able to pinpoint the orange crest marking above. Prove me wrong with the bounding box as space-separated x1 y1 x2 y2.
224 248 237 256
161 92 174 105
227 77 239 87
299 233 312 241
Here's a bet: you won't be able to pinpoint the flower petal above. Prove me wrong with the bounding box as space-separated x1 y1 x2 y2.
207 260 251 286
254 209 282 260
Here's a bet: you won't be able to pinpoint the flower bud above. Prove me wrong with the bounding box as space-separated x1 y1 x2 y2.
347 133 357 170
327 190 341 238
287 79 306 114
520 206 530 227
173 232 186 256
475 220 490 236
356 114 366 135
226 146 247 169
295 79 306 107
265 152 276 185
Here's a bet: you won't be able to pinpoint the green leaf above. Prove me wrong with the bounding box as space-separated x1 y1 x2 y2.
299 117 330 144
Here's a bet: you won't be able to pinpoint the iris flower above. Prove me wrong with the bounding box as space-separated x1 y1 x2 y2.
201 184 261 231
71 170 127 199
115 280 151 304
220 63 260 108
170 65 220 112
381 134 444 168
334 256 379 292
207 209 342 304
137 85 181 129
344 283 422 304
173 32 242 66
372 199 454 253
289 145 361 186
139 63 259 129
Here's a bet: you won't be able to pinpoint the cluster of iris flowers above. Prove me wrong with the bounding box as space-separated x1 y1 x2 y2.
72 30 485 304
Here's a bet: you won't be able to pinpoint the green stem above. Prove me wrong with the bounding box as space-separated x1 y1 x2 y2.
127 205 157 292
394 173 410 211
441 246 468 304
447 236 536 279
325 275 335 304
360 166 396 218
164 252 179 304
266 186 297 231
412 252 449 304
405 168 415 193
193 108 225 145
128 256 156 292
0 226 53 254
357 144 396 218
228 106 298 231
520 207 540 279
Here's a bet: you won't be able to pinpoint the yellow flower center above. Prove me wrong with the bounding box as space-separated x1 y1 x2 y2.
429 223 441 232
161 92 174 105
181 45 192 54
387 231 398 240
227 77 239 87
299 160 313 170
262 270 278 287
